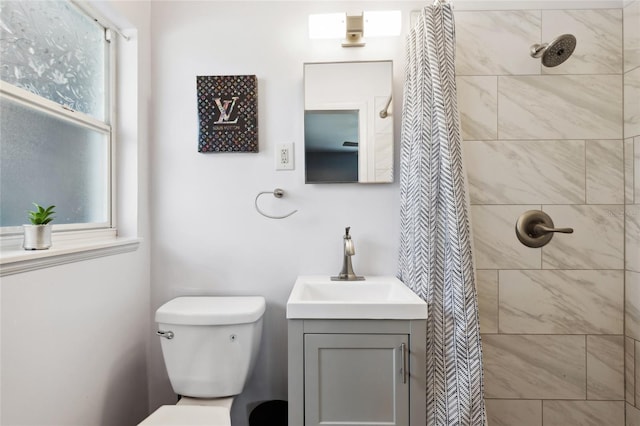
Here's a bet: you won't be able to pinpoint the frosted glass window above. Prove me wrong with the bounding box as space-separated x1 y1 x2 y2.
0 97 109 227
0 0 106 120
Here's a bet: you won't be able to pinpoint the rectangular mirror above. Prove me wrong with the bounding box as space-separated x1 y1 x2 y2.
304 61 394 183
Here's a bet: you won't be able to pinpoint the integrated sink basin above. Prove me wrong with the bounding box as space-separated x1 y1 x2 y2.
286 275 428 319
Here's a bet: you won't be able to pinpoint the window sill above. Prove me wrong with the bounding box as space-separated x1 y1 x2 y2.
0 230 141 277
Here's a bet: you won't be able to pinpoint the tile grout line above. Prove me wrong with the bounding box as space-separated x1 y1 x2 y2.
631 341 635 411
496 269 500 335
634 338 637 408
585 334 589 401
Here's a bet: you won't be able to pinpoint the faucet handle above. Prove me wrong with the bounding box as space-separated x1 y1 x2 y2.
345 239 355 256
345 226 351 238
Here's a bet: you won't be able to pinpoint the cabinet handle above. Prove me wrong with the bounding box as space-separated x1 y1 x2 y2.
400 343 407 384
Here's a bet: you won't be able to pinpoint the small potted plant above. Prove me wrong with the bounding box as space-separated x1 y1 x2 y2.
23 203 55 250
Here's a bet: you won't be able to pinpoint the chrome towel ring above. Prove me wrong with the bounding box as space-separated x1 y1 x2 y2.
254 188 298 220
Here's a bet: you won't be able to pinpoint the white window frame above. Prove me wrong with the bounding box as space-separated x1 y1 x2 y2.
0 1 140 275
0 3 116 237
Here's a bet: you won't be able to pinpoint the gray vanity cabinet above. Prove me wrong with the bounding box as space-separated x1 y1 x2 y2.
304 333 408 425
288 319 426 426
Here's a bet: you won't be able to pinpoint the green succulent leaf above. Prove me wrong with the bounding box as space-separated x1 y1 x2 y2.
27 203 56 225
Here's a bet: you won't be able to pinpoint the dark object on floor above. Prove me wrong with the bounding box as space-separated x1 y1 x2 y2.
249 400 287 425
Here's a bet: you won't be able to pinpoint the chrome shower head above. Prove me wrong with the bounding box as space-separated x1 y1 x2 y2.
530 34 577 67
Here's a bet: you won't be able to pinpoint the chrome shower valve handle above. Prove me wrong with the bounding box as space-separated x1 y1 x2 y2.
532 223 574 235
515 210 574 248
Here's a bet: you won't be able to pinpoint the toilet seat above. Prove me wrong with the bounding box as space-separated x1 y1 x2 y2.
137 405 230 426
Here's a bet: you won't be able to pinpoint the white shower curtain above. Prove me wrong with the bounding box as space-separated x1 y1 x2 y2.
397 3 487 426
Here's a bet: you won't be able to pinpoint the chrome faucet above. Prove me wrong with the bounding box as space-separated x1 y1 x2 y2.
331 227 365 281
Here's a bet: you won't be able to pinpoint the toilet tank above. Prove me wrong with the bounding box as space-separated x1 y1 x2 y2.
155 296 265 398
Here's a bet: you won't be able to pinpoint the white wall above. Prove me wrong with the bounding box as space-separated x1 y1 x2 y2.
1 254 149 425
148 2 423 424
0 1 152 425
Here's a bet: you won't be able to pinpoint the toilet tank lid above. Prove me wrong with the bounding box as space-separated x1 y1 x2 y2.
155 296 266 325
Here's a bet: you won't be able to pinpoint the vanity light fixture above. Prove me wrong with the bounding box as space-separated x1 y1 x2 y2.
343 13 364 47
308 10 401 47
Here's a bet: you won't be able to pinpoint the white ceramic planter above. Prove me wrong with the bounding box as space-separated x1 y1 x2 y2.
23 224 52 250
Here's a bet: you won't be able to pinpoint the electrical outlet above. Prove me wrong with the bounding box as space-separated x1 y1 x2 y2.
276 143 294 170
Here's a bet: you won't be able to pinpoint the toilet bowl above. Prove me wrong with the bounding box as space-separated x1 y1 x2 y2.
138 296 266 426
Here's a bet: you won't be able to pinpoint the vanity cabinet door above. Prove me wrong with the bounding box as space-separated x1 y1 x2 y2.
304 333 409 426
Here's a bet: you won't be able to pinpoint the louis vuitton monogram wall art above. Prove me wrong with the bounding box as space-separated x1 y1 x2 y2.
197 75 258 153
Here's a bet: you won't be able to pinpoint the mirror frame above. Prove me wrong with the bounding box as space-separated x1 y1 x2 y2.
303 60 394 184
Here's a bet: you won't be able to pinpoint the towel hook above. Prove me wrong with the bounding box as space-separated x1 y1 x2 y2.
255 188 298 220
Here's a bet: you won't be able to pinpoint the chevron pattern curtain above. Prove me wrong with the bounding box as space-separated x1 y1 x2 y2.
398 3 487 426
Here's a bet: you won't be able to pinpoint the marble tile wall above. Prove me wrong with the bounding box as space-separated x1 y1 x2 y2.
587 335 626 400
541 205 624 269
455 10 541 76
541 10 622 75
543 401 625 426
497 75 622 140
483 335 586 399
464 140 585 205
626 336 635 404
456 5 629 425
586 140 624 204
628 403 640 426
457 77 497 140
498 270 623 334
625 1 640 423
485 400 541 426
624 1 640 72
626 69 640 139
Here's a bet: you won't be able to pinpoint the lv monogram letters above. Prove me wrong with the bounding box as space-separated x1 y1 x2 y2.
213 96 240 124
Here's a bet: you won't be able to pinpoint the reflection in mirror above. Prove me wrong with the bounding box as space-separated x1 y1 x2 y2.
304 61 393 184
305 110 359 183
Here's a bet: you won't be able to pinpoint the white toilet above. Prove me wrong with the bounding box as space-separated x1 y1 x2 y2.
139 296 266 425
